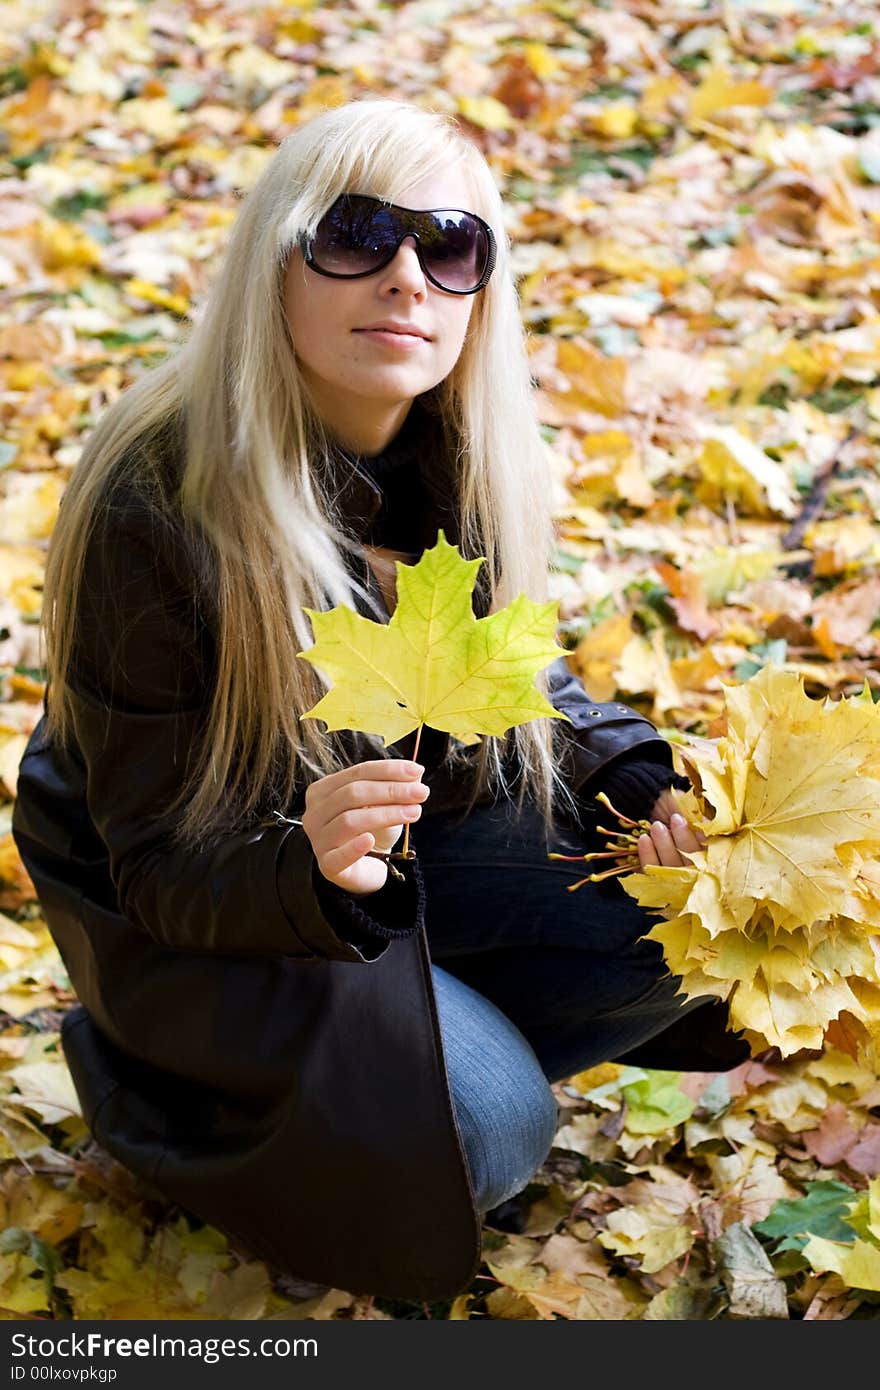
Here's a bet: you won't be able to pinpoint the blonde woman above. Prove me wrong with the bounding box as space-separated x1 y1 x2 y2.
12 99 748 1304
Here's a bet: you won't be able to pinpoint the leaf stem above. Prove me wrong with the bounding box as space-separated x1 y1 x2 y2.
402 724 425 857
594 791 650 829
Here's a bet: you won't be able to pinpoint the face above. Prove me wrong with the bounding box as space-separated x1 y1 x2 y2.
282 167 481 453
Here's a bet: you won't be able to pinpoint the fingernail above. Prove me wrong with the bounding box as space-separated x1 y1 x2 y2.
653 821 664 832
409 763 425 774
671 813 685 826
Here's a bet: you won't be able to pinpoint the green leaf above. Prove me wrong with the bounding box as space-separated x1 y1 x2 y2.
807 381 865 414
734 637 787 681
621 1069 695 1135
753 1181 859 1253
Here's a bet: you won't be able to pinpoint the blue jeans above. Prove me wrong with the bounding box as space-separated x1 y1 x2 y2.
421 794 749 1213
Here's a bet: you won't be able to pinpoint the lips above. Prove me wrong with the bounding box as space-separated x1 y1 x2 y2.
355 325 429 339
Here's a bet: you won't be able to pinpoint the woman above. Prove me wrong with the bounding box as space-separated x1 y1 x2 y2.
11 99 748 1303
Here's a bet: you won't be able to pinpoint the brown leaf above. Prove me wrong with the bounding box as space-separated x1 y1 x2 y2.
802 1101 859 1166
824 1012 869 1060
654 562 721 640
491 55 545 121
803 1275 864 1320
812 576 880 655
524 1269 604 1320
573 1273 644 1320
484 1287 541 1319
520 1185 577 1237
0 835 37 909
536 1232 609 1281
844 1124 880 1177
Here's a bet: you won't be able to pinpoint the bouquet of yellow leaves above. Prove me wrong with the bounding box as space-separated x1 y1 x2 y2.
604 666 880 1064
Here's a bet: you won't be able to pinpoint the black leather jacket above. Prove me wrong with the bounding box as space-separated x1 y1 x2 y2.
11 406 683 1300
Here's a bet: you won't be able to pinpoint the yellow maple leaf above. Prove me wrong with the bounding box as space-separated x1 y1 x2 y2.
589 103 639 140
297 530 569 747
0 1252 51 1314
124 278 190 316
522 42 560 80
619 666 880 1060
598 1205 694 1275
570 611 633 703
557 340 627 418
695 432 796 519
803 1235 880 1292
688 68 773 122
457 95 515 131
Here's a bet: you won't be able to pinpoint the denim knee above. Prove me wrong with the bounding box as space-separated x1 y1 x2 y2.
432 965 559 1214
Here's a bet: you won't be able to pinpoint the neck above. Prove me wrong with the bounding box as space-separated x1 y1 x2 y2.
323 400 415 459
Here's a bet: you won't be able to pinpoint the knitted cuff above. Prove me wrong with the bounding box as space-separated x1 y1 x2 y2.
589 758 692 823
311 852 424 947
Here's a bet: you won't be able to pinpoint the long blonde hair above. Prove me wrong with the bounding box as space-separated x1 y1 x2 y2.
42 97 580 851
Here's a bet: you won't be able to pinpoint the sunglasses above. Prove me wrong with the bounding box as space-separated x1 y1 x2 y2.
299 193 497 295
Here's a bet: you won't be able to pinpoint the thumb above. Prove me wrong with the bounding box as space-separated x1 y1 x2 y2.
371 821 404 855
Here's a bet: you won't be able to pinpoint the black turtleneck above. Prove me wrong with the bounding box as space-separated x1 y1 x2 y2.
334 406 426 554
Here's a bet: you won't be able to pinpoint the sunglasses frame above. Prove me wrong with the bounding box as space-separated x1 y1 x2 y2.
299 193 497 296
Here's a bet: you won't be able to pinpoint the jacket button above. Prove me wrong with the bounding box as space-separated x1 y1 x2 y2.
589 709 602 717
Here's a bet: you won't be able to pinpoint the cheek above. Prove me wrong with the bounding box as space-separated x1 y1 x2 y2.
283 258 341 340
437 304 475 363
285 285 350 372
285 281 322 340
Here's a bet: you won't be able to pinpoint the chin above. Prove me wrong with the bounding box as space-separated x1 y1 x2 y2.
353 374 437 398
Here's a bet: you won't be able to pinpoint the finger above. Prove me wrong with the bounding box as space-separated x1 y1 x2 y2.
307 759 424 808
320 831 376 879
323 775 429 824
668 813 702 852
322 801 422 852
649 820 685 868
637 832 660 868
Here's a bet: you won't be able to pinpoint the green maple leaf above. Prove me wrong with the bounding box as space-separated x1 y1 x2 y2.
753 1181 858 1254
620 1070 695 1136
296 530 572 746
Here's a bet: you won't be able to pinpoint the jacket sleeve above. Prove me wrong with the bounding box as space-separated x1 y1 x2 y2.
68 485 422 963
544 656 687 806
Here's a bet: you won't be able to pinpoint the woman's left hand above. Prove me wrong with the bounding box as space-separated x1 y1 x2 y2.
637 788 707 869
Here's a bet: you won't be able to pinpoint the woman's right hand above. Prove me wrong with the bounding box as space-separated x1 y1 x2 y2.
301 759 430 896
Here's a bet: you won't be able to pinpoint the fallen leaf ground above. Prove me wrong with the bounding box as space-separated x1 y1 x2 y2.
2 0 880 1320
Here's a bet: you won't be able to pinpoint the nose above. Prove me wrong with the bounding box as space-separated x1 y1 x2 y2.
380 235 426 292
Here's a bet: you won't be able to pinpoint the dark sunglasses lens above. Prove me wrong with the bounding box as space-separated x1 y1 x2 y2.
419 212 488 291
311 200 397 275
311 198 489 291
